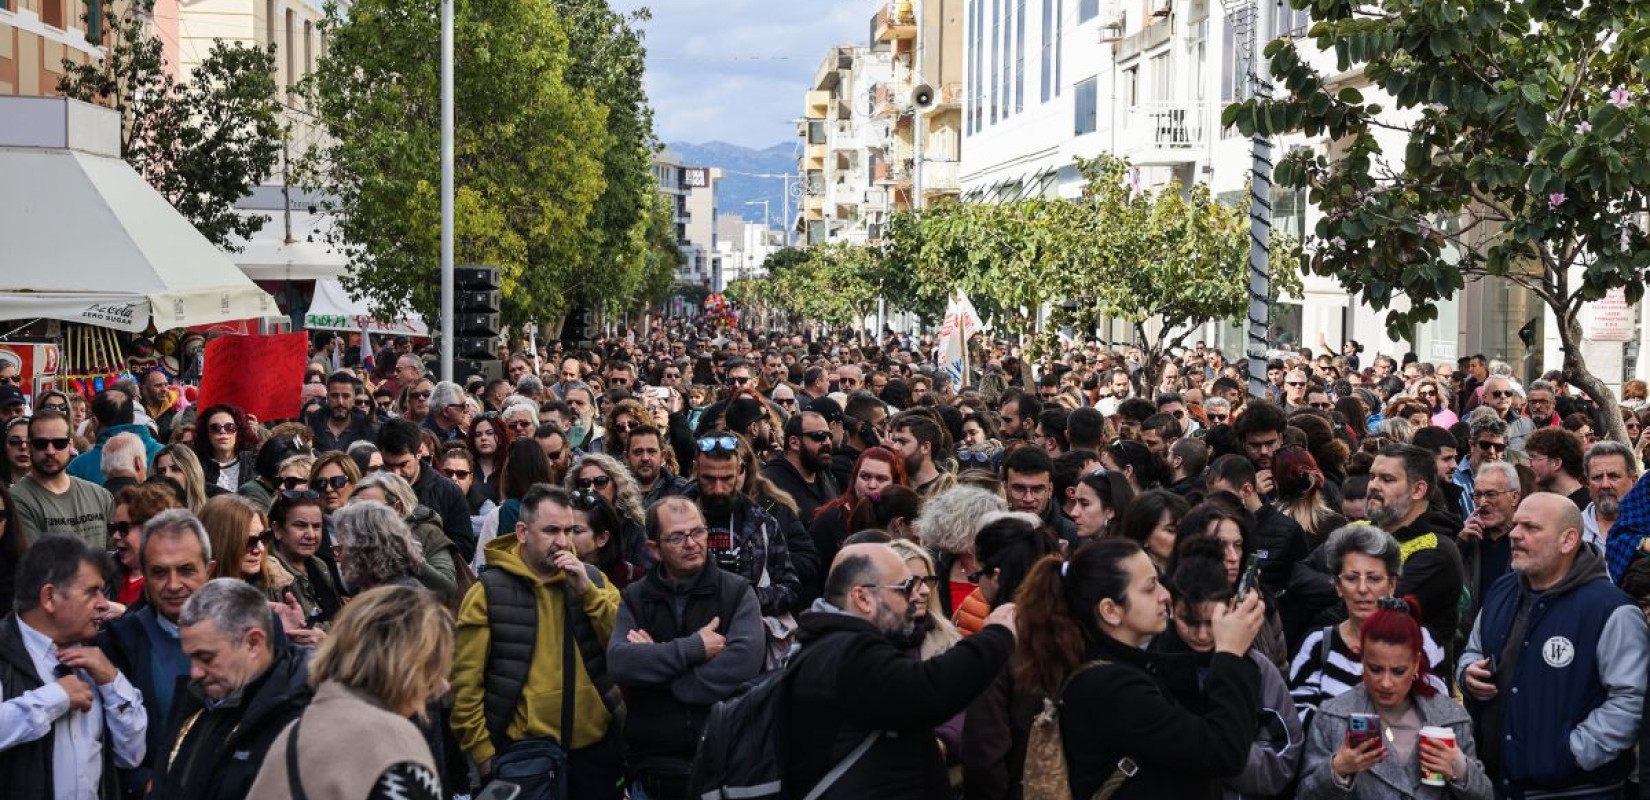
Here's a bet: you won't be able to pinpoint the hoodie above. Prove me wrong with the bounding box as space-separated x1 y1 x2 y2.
66 423 164 485
1390 509 1467 662
449 535 620 766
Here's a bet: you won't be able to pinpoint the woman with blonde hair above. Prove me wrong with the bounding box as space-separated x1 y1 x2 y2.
152 443 211 510
248 585 453 800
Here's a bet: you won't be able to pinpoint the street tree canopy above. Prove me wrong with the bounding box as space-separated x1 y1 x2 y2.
60 0 283 251
1224 0 1650 443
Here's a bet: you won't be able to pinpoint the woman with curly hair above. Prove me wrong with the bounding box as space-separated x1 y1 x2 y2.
914 485 1010 620
331 501 424 591
566 451 651 569
1413 376 1459 428
569 488 645 590
349 471 460 600
808 446 908 568
193 404 259 492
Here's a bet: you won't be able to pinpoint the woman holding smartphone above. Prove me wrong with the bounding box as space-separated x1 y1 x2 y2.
1298 596 1491 799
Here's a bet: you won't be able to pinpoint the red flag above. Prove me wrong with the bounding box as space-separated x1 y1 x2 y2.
196 333 308 422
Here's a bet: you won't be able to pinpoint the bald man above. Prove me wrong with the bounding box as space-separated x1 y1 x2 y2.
784 544 1016 799
1458 493 1649 794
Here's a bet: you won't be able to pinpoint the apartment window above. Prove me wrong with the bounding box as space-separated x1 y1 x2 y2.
1191 17 1208 101
42 0 64 28
265 0 277 49
1014 0 1026 113
969 0 982 133
285 9 296 92
304 20 313 76
1040 0 1053 102
806 171 825 196
1074 77 1098 134
989 0 1000 124
1078 0 1099 21
1270 0 1310 38
1221 5 1254 102
807 120 827 145
1150 52 1171 101
1053 0 1063 96
1123 66 1139 107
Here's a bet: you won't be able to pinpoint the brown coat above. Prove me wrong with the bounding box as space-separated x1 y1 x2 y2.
247 680 437 800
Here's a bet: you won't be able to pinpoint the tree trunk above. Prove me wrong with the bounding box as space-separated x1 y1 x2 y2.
1556 308 1632 445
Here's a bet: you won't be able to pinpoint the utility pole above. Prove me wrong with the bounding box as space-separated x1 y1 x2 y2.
1221 0 1274 399
438 0 455 382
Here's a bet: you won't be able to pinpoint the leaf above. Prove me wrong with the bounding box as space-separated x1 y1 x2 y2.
1516 105 1547 138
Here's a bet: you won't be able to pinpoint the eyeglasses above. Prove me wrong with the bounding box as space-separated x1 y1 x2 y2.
278 477 309 491
575 475 612 489
1471 488 1518 502
1475 440 1508 453
658 526 710 548
698 435 738 453
108 521 134 536
858 575 923 597
317 475 351 491
30 437 70 452
1337 573 1391 588
208 423 238 435
39 403 68 413
410 391 433 400
442 468 472 480
280 489 322 500
801 431 832 443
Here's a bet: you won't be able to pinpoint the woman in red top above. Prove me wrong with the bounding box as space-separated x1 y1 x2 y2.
109 483 182 604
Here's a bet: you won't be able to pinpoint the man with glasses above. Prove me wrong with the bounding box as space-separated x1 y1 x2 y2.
1525 380 1562 428
1001 446 1077 546
1454 412 1509 518
0 360 17 387
784 542 1016 800
309 371 378 452
834 363 863 395
1481 375 1533 453
11 409 112 548
400 377 435 425
761 411 838 525
691 435 800 618
1365 443 1467 664
721 358 756 403
1457 462 1521 617
1282 368 1312 409
500 403 539 444
608 497 764 800
605 361 638 394
379 354 423 401
377 419 474 561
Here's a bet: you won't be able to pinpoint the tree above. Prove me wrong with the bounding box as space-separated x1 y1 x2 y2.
634 190 685 311
60 0 283 250
1224 0 1650 443
1061 155 1301 391
303 0 609 327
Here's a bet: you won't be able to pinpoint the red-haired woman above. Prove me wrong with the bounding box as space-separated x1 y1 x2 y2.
806 446 908 568
1299 595 1491 798
192 403 260 493
1273 445 1349 544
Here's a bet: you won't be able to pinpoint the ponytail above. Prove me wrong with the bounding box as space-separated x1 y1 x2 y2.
1360 593 1438 698
1013 538 1143 696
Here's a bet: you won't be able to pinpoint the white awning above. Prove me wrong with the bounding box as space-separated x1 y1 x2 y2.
229 207 349 282
303 277 428 337
0 98 281 333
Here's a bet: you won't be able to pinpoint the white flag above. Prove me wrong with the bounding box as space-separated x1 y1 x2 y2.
939 291 973 389
953 290 985 340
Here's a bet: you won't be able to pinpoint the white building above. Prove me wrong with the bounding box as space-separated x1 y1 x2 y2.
955 0 1647 384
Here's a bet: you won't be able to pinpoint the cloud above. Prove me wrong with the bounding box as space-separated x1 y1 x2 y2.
611 0 883 147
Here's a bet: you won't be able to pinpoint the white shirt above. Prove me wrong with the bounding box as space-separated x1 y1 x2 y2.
1583 502 1607 553
0 617 147 800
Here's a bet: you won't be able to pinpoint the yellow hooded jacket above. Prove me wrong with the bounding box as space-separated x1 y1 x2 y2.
450 534 620 765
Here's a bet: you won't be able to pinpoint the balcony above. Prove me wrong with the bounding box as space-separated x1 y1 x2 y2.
874 1 917 43
873 82 909 118
1119 101 1208 165
919 160 960 194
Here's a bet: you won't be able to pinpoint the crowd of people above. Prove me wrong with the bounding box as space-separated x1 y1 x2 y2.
4 320 1650 800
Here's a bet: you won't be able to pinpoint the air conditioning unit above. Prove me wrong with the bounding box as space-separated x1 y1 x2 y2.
1100 14 1125 41
1150 0 1172 17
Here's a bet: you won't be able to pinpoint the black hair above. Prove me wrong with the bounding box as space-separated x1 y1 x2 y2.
1234 400 1287 440
1168 537 1234 611
1410 425 1458 455
1104 439 1165 488
1116 489 1191 549
1067 407 1106 450
1015 538 1143 695
974 514 1059 610
823 552 879 608
14 534 109 613
1377 442 1435 489
1116 398 1156 424
1038 408 1070 451
1207 453 1258 492
375 418 422 457
1001 444 1054 478
92 389 135 428
1078 469 1135 518
1053 449 1098 501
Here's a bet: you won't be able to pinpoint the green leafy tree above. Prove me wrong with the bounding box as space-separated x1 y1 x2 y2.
304 0 609 327
634 190 684 311
1225 0 1650 442
60 0 283 250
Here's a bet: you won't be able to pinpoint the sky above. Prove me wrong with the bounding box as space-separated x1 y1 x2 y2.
610 0 886 149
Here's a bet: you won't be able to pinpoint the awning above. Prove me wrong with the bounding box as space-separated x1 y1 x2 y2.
0 97 282 333
303 277 428 337
229 208 349 282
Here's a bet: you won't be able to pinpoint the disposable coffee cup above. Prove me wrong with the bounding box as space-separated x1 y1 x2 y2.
1419 726 1456 786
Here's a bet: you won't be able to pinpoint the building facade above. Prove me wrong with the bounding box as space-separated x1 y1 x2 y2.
1 0 117 97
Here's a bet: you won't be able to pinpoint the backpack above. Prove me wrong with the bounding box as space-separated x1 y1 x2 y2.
688 647 880 800
1022 659 1137 800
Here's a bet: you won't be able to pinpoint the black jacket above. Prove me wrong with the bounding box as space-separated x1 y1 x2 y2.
152 644 313 800
1251 503 1310 598
640 468 691 510
1061 634 1260 800
411 461 476 563
759 456 838 527
306 409 378 453
787 607 1013 800
829 445 863 496
200 451 256 495
1390 509 1467 662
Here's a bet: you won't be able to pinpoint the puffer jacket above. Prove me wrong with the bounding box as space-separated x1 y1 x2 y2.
953 587 989 636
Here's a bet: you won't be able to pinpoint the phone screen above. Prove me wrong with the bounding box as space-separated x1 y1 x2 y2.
1347 713 1383 748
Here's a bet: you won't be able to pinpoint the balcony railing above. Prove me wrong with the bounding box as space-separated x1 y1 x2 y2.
1123 101 1207 150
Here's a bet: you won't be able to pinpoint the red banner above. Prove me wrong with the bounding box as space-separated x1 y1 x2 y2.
196 333 308 422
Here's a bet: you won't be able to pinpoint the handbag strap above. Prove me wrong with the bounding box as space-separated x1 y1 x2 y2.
1090 757 1138 800
285 716 310 800
802 731 880 800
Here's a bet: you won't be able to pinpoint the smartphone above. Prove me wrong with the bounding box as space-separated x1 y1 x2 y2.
476 782 522 800
649 386 670 400
1347 713 1383 749
1233 556 1261 602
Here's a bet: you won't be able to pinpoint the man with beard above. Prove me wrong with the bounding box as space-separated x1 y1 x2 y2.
833 394 886 490
1481 375 1535 453
722 398 774 457
1365 443 1467 667
1525 426 1590 510
1584 441 1640 576
999 389 1043 440
691 436 801 618
1453 411 1508 518
11 410 113 547
885 411 952 500
308 371 377 452
1233 400 1287 496
761 411 838 524
628 425 689 509
785 543 1017 799
1457 462 1521 617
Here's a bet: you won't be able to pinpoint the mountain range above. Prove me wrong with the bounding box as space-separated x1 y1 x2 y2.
667 140 798 234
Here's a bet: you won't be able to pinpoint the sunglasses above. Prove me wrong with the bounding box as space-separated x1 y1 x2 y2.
442 468 472 480
208 423 238 435
278 477 309 491
608 378 630 387
108 520 134 536
30 437 70 451
410 391 433 400
249 532 270 551
965 566 994 583
316 475 351 491
39 403 69 413
576 475 612 489
613 421 638 433
508 419 536 430
1475 440 1508 453
1208 414 1229 423
725 376 753 387
698 435 739 453
801 431 832 443
1488 390 1512 399
6 436 23 447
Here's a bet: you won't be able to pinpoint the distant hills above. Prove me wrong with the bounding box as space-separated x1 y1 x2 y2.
667 140 797 234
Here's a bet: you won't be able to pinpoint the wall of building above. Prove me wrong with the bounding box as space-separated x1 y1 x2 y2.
1 0 109 97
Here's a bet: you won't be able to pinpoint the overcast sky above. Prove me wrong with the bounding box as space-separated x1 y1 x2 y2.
610 0 884 148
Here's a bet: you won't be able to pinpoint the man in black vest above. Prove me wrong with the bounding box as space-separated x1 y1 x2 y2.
451 484 624 800
608 497 764 800
152 578 311 800
0 535 148 799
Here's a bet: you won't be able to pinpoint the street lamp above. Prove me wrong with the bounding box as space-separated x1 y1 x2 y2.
744 200 771 231
438 0 455 381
